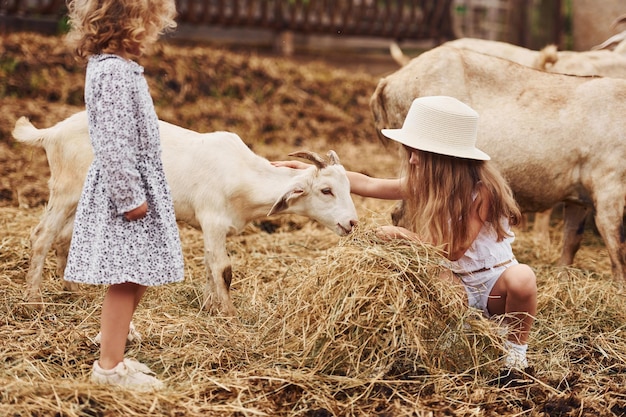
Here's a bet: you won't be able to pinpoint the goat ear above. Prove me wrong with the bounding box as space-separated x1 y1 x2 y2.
268 187 304 216
327 150 340 166
289 151 327 169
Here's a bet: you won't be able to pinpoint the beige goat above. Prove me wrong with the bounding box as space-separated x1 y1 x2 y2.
442 38 626 78
390 36 626 266
445 37 626 263
371 45 626 281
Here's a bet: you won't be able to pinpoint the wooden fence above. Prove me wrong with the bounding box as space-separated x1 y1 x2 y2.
0 0 456 42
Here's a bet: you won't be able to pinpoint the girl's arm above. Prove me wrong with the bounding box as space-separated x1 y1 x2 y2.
347 171 404 200
271 160 405 200
90 66 147 217
384 187 489 260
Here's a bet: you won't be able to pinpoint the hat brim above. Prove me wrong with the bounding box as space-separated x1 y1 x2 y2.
381 128 491 161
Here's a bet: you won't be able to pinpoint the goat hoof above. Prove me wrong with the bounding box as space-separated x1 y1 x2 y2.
201 297 237 317
63 281 80 292
221 307 238 318
200 297 218 313
24 292 44 311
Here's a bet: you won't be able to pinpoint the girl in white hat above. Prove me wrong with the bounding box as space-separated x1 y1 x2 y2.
274 96 537 382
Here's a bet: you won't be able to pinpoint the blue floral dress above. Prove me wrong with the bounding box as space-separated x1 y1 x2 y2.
64 54 184 286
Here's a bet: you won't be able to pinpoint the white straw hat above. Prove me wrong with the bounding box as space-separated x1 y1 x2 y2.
381 96 490 160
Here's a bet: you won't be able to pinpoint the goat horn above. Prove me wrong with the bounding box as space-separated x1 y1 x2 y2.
327 150 340 166
611 13 626 31
289 151 327 169
591 30 626 50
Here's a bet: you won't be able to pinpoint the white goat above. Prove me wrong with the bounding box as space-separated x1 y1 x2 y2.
371 45 626 281
12 111 358 316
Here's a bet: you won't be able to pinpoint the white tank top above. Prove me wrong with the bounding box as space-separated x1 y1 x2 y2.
447 217 515 281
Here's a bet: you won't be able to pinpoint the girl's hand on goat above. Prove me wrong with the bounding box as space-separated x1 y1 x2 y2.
125 201 148 221
271 160 310 170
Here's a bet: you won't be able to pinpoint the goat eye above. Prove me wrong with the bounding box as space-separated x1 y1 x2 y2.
321 188 333 196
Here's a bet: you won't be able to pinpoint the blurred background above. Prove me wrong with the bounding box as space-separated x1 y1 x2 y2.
1 0 623 57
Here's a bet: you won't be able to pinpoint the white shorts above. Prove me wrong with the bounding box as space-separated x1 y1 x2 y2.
458 259 519 318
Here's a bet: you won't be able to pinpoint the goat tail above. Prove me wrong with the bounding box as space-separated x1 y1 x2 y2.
12 116 46 147
369 80 391 144
534 44 558 70
389 42 411 67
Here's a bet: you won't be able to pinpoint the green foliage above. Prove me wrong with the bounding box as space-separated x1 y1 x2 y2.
57 16 71 35
0 56 18 73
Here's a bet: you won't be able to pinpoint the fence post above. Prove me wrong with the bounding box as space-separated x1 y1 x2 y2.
275 30 295 56
507 0 530 46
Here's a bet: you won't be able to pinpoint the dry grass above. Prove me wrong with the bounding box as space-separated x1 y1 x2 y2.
2 206 626 416
2 32 626 416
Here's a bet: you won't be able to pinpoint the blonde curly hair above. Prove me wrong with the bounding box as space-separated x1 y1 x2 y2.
65 0 177 59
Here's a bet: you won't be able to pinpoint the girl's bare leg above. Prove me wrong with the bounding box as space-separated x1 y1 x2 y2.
98 282 146 369
487 264 537 345
133 285 147 313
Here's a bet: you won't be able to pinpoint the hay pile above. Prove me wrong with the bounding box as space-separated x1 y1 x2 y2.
2 32 626 416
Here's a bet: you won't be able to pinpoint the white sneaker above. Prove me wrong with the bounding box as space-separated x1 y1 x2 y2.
94 321 142 345
503 341 529 369
504 351 529 369
91 359 164 391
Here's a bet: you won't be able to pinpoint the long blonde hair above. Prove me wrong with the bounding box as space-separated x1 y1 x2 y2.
402 146 521 256
65 0 177 59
